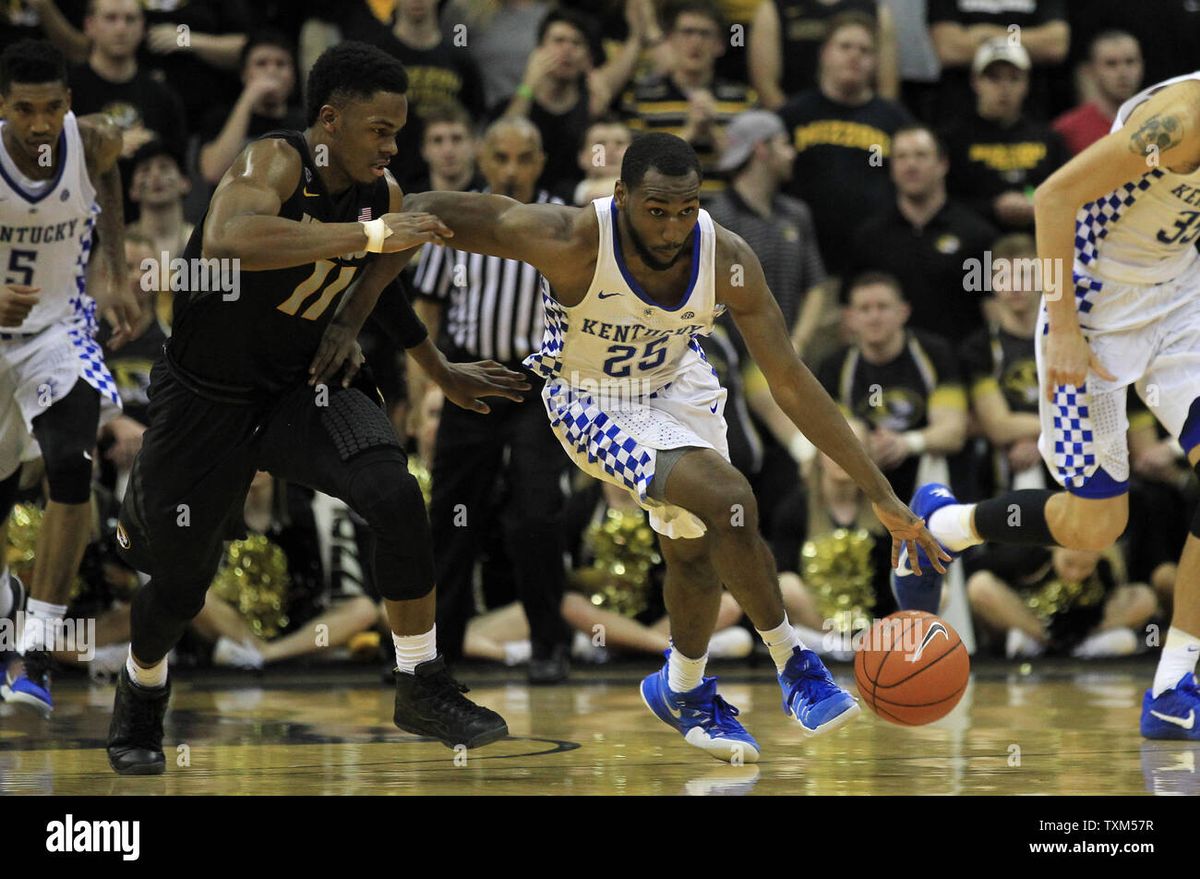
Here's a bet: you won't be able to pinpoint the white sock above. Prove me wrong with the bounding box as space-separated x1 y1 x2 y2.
667 645 707 693
126 648 168 689
0 567 11 619
757 615 803 672
20 599 67 653
927 504 981 552
1152 627 1200 697
394 626 437 674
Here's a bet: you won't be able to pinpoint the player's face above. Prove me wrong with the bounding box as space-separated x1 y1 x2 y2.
578 123 631 177
478 128 544 202
616 170 701 271
421 122 474 180
974 64 1028 121
327 91 407 184
1092 37 1143 105
890 130 945 197
0 82 70 161
85 0 144 60
542 22 590 80
820 25 875 90
848 284 908 346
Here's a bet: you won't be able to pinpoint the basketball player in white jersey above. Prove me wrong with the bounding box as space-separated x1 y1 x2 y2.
0 40 139 715
311 132 948 762
891 72 1200 738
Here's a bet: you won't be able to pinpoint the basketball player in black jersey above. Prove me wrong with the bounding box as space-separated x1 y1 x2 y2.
106 43 527 775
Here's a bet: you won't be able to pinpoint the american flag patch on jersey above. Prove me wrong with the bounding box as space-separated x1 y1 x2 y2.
358 207 372 222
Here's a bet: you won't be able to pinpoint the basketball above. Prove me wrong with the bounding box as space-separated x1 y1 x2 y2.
854 611 970 726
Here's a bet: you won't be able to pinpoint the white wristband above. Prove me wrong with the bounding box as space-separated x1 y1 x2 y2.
788 432 816 465
361 217 392 253
902 430 927 456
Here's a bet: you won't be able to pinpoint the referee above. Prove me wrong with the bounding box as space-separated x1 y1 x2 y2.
412 117 572 682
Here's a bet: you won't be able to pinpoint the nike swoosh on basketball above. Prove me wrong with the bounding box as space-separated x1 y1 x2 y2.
908 622 949 662
1151 709 1195 730
597 290 622 299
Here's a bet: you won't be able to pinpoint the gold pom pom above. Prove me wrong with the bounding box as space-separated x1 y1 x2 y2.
801 528 876 633
210 535 291 640
584 507 660 618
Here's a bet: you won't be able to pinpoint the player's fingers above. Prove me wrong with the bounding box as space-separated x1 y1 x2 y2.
1090 353 1117 383
907 538 922 575
890 535 900 571
921 535 948 574
471 398 490 414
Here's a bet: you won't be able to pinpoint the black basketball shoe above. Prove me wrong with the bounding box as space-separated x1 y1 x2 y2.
107 666 170 775
393 656 508 749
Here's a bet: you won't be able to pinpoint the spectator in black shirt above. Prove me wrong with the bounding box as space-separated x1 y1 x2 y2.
502 7 644 201
942 39 1070 232
749 0 899 109
928 0 1069 122
2 0 88 59
198 30 304 186
70 0 186 165
817 272 967 502
779 12 911 277
847 122 997 341
317 0 486 192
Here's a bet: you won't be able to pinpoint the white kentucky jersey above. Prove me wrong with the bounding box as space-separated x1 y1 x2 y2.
1074 71 1200 288
524 196 721 396
0 111 100 335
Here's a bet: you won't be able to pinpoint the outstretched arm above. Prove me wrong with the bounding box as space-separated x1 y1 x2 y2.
402 190 577 272
718 229 949 573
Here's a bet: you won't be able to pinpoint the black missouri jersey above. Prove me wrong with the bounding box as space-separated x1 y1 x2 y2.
167 130 390 395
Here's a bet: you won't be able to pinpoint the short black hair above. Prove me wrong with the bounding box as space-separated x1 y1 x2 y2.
1089 29 1140 61
239 28 295 73
0 39 67 94
847 270 905 301
620 132 702 190
130 137 182 174
892 123 947 160
663 0 725 34
536 7 603 65
305 41 409 127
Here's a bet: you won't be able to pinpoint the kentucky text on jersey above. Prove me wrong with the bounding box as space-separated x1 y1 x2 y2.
0 218 79 244
580 317 708 342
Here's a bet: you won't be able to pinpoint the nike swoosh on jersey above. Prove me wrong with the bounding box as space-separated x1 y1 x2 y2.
597 290 622 299
303 186 320 198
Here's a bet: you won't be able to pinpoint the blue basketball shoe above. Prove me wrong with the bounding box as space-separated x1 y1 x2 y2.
891 483 959 613
778 647 860 735
1 648 53 717
641 656 760 763
1141 673 1200 740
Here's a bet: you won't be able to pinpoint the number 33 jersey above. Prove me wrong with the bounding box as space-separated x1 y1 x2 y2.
0 110 100 335
525 196 721 396
1076 72 1200 302
169 130 389 395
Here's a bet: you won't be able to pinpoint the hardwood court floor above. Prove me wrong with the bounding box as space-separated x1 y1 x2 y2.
0 660 1194 795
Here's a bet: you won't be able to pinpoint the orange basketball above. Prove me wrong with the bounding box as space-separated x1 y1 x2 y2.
853 611 970 726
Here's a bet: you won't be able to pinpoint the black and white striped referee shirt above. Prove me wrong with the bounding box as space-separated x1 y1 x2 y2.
412 189 563 365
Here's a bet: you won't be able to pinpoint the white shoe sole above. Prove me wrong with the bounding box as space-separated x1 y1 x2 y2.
640 686 761 764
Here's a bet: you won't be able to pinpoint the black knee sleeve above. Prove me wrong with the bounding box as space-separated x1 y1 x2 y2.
0 466 21 520
346 450 435 601
31 380 99 504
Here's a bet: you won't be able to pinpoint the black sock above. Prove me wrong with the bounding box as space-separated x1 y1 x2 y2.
973 490 1059 546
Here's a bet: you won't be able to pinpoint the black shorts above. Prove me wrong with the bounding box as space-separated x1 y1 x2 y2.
117 357 416 586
